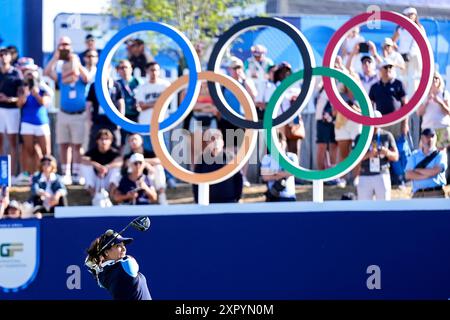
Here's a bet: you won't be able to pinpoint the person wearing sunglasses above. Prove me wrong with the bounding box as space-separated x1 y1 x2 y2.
80 34 101 67
113 153 157 205
44 36 90 186
369 58 409 188
30 155 67 215
83 49 99 84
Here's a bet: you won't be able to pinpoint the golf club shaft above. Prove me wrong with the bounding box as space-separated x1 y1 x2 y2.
99 221 133 253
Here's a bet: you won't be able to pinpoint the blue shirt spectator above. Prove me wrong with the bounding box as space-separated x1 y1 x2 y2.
21 89 50 125
405 128 448 196
405 149 447 193
57 73 87 113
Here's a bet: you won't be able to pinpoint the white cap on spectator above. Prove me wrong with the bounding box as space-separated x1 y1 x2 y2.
403 7 417 16
383 37 394 47
17 57 38 71
251 44 267 55
229 57 244 69
8 200 21 210
379 58 395 68
129 153 145 163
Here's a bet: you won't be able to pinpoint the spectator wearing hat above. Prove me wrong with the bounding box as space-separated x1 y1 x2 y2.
221 57 257 122
16 61 52 184
30 155 68 215
17 57 55 98
354 111 399 200
128 38 152 78
111 133 167 204
369 58 409 187
81 129 122 197
1 200 23 219
392 7 425 98
15 58 55 185
113 152 157 205
346 51 378 95
245 44 274 79
369 38 404 78
369 58 407 134
0 47 23 181
405 128 448 198
44 36 90 186
244 44 274 105
345 41 379 94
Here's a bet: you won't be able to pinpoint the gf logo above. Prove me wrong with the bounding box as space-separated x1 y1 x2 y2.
0 243 24 257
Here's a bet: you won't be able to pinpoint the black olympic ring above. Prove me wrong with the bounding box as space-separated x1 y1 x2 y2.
207 17 316 129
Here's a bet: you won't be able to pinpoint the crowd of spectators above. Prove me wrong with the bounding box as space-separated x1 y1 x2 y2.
0 6 449 219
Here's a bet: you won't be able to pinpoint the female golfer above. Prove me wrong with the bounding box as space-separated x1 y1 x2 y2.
85 229 151 300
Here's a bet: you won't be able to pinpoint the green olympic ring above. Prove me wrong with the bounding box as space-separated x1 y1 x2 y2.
264 66 374 181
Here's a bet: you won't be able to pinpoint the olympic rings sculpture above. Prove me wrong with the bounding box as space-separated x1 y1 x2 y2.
96 11 434 183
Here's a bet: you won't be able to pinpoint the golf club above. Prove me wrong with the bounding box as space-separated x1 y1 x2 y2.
99 216 151 253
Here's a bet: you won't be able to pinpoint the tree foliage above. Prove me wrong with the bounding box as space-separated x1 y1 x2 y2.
110 0 264 42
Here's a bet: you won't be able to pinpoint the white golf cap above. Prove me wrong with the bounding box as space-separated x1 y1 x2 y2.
383 37 394 47
229 56 244 69
129 153 145 163
403 7 417 15
379 58 395 68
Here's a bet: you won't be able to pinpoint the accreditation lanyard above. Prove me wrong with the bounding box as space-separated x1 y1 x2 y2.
369 131 382 173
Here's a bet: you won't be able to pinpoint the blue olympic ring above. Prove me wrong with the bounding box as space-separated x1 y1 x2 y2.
95 22 201 134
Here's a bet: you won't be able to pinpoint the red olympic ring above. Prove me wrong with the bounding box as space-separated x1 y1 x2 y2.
323 11 434 126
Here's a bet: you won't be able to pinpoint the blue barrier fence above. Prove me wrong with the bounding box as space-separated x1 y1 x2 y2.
1 200 450 300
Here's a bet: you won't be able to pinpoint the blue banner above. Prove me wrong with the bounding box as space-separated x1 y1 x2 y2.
1 209 450 299
0 155 10 187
